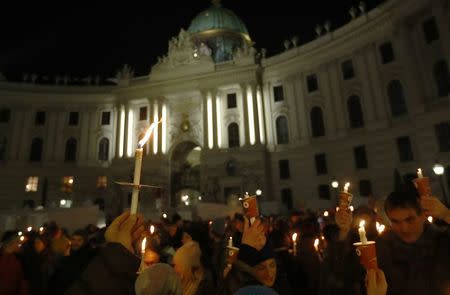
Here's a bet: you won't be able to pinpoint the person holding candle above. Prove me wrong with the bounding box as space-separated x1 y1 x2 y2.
375 191 450 295
65 211 146 295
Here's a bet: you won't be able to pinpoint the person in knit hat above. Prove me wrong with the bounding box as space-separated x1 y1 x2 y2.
135 263 182 295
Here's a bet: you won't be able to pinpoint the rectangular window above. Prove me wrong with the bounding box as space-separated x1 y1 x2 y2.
306 74 318 92
341 60 355 80
435 121 450 152
227 93 237 108
353 145 368 169
0 109 11 123
359 179 372 196
396 136 414 162
69 112 79 126
379 42 395 64
273 85 284 102
96 176 107 189
35 111 46 125
279 159 290 179
423 17 440 44
139 107 147 121
61 176 74 193
318 185 331 200
101 111 111 125
25 176 39 192
315 153 328 175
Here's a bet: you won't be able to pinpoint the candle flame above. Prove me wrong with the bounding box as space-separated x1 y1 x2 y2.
427 216 433 223
19 236 25 242
336 207 339 212
376 221 380 231
292 233 298 242
27 226 32 232
377 224 385 234
314 238 319 250
344 182 350 192
18 231 22 236
141 237 147 253
150 225 155 234
39 227 44 232
138 119 162 148
349 205 354 212
323 211 329 217
359 220 365 228
417 168 422 175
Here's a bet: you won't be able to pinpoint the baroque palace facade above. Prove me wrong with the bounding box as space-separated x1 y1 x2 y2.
0 0 449 213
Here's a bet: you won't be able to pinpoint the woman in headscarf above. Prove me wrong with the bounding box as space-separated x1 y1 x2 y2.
173 241 213 295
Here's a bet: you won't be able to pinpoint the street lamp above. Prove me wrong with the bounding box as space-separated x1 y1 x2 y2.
433 163 449 207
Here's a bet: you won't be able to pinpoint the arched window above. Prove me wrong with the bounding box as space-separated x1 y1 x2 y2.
0 136 6 160
434 60 450 97
387 80 408 117
228 123 240 148
276 116 289 144
310 107 325 137
98 138 109 161
65 138 77 162
30 137 43 162
347 95 364 128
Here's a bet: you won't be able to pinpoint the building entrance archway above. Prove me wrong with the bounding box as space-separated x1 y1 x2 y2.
169 141 202 206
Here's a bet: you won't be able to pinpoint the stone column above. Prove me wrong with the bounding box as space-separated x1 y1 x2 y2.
211 89 218 149
79 109 91 161
292 74 310 140
354 46 376 124
262 82 274 146
201 90 209 149
240 83 250 146
123 104 130 158
327 62 346 132
249 82 261 145
256 85 266 144
365 44 388 122
114 103 123 158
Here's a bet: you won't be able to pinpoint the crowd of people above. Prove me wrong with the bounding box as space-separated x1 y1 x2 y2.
1 189 449 295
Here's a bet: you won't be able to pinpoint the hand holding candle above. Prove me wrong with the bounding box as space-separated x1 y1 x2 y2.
339 182 353 209
413 168 431 198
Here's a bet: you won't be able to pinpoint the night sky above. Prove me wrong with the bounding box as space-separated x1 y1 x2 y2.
0 0 385 80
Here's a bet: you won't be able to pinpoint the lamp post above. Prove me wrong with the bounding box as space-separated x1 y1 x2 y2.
331 180 339 205
433 163 449 207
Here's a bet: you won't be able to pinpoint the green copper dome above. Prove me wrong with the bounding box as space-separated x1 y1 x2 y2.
188 4 250 38
187 1 252 63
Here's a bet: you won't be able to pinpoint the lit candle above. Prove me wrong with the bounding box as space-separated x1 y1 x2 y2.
39 227 44 233
130 121 160 215
377 224 385 235
17 231 22 236
323 211 329 217
292 233 298 256
336 206 340 212
344 182 350 193
19 236 25 242
358 220 368 244
141 237 147 255
349 205 354 212
427 216 433 223
314 238 319 252
228 237 233 247
417 168 423 178
27 226 32 232
150 225 155 235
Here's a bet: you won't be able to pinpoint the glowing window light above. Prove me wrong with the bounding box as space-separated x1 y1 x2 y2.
162 104 167 154
256 88 265 144
126 109 133 157
216 95 222 148
207 94 213 149
119 107 125 157
153 101 159 154
246 86 256 145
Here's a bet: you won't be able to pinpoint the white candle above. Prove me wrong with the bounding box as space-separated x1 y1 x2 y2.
417 168 423 178
150 225 155 235
130 121 160 215
141 237 147 255
228 237 233 247
292 233 298 256
358 220 368 244
314 238 319 252
344 182 350 193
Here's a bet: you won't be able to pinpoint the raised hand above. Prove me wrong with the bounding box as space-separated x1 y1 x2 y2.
241 216 266 251
366 268 388 295
105 211 145 254
420 196 450 223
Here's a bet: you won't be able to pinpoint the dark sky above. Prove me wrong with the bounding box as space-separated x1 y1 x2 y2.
0 0 385 80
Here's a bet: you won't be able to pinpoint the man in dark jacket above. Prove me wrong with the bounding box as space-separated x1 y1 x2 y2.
65 211 145 295
377 191 450 295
